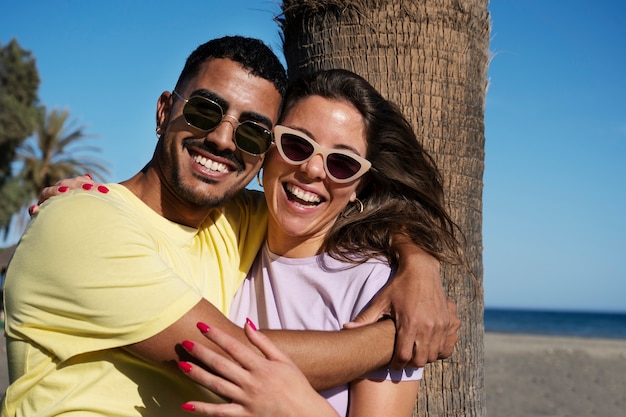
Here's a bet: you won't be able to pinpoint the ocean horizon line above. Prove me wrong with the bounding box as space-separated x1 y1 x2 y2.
483 307 626 340
484 306 626 315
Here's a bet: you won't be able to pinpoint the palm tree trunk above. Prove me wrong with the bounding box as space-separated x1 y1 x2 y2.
280 1 490 416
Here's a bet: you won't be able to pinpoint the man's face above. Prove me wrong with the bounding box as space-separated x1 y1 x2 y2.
156 58 282 209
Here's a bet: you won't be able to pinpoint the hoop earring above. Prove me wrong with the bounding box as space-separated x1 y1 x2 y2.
354 198 364 213
155 126 161 140
340 198 364 218
256 171 263 188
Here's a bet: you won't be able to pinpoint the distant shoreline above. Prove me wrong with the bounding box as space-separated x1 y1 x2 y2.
484 331 626 355
485 306 626 314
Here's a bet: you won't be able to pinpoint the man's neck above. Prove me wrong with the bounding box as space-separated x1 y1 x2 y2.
121 169 212 229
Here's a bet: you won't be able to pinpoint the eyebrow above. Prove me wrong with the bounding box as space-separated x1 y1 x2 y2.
284 125 365 157
189 89 273 129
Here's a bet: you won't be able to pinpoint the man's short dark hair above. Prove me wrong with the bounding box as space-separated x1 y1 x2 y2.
175 36 288 99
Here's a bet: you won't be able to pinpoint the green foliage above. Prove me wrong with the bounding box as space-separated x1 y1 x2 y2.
0 39 40 238
0 39 40 186
0 42 109 236
16 106 109 196
2 105 110 236
0 177 33 233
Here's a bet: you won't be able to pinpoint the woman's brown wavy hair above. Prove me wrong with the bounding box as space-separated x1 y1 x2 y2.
279 69 466 268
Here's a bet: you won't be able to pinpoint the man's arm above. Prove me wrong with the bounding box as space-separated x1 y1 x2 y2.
127 300 396 391
32 177 397 389
346 237 460 368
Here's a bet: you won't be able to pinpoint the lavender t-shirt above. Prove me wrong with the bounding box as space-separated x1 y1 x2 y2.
229 243 422 416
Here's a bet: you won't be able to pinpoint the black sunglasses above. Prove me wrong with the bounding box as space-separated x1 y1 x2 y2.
173 90 273 156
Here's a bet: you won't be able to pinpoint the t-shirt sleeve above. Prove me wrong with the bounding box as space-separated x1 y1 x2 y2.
4 193 202 361
362 365 424 382
352 262 423 382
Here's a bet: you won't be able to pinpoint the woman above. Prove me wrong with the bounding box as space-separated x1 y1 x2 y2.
178 69 465 416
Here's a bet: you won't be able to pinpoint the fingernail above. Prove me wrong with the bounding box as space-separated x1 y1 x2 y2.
82 183 93 190
181 340 194 351
58 186 69 192
28 205 37 216
196 322 210 333
97 185 109 193
85 173 93 180
181 403 196 412
246 318 257 331
178 361 192 373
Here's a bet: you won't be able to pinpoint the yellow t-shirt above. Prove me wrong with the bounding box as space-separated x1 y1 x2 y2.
1 184 267 416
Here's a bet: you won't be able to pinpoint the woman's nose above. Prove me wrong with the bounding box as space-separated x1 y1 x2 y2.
300 153 326 180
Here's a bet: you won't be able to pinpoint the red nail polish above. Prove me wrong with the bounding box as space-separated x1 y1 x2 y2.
196 322 210 333
181 403 196 412
28 205 37 216
97 185 109 193
82 183 93 190
178 361 192 373
85 173 93 180
58 186 69 192
246 318 258 331
181 340 194 351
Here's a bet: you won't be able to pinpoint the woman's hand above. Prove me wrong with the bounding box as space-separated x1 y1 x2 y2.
29 174 109 215
178 320 340 417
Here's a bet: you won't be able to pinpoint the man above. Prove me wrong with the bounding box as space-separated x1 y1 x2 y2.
3 36 457 416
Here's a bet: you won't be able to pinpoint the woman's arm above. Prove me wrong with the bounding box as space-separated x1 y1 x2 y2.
348 377 420 417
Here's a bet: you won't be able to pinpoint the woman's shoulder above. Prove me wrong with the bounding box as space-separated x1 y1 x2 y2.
315 253 394 283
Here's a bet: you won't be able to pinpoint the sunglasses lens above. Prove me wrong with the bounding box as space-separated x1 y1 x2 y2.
280 133 315 162
326 153 363 180
235 122 273 155
183 96 223 131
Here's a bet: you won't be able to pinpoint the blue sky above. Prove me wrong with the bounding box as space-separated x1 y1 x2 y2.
2 1 624 313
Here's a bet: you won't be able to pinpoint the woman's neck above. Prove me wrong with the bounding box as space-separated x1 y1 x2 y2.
266 230 326 258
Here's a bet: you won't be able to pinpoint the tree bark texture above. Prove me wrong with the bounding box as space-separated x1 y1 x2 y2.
280 1 490 416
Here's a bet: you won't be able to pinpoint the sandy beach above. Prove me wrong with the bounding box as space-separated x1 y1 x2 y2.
1 331 625 416
484 332 626 417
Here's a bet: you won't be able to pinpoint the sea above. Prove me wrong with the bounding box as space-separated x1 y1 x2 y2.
483 308 626 340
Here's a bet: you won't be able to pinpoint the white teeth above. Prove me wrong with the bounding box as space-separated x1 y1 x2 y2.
285 183 321 204
193 154 229 173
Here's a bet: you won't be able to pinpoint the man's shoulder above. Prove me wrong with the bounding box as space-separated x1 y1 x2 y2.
219 189 268 220
32 184 149 237
40 183 140 215
197 189 268 252
229 189 266 208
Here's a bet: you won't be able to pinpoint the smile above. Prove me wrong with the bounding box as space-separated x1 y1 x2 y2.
192 153 229 173
284 183 323 208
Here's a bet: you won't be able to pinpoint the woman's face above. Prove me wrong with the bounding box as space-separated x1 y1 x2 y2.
263 95 368 256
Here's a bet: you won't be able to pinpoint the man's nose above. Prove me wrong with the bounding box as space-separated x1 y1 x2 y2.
205 117 238 152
